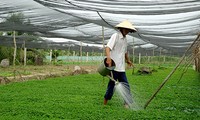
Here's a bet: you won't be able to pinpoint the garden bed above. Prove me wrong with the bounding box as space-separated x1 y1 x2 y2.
0 66 199 119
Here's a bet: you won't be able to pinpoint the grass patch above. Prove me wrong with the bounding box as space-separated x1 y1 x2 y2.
0 70 31 77
0 66 199 119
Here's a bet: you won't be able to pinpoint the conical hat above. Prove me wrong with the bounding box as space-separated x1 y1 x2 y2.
115 20 137 32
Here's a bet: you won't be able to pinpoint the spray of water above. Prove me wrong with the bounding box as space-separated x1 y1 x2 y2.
114 82 143 110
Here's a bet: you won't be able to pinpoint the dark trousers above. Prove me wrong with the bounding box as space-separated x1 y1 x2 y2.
104 70 131 100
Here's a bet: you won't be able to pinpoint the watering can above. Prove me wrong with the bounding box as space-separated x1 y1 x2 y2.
97 58 116 76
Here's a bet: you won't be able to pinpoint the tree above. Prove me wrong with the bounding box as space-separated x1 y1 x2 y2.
1 13 34 66
4 13 25 66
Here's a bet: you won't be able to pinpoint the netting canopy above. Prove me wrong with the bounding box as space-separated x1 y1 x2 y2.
0 0 200 55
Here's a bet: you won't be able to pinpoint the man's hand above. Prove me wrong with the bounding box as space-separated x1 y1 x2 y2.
126 60 133 67
105 47 112 67
106 57 112 67
125 53 133 67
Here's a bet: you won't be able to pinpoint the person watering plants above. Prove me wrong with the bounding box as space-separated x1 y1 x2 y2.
103 20 137 108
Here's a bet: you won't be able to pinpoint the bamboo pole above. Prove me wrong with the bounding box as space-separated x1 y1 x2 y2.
139 53 141 64
23 40 27 66
50 49 52 62
24 47 27 66
86 52 89 62
132 38 135 75
144 33 200 109
73 51 75 62
132 37 135 63
144 54 186 109
80 41 82 62
13 31 16 66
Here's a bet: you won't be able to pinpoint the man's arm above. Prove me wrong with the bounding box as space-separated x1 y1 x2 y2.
105 47 112 67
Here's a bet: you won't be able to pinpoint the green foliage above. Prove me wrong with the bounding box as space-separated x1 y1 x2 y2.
0 46 13 61
0 46 22 65
5 13 24 24
0 70 31 77
4 13 24 35
3 12 32 35
26 49 46 65
0 12 39 66
0 72 13 77
0 46 47 65
52 50 60 60
0 67 199 119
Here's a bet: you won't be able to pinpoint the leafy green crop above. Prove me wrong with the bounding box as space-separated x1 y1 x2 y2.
0 66 199 119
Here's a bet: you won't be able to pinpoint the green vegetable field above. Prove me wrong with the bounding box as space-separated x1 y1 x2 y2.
0 67 199 120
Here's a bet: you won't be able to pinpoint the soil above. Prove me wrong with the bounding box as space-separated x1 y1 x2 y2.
0 64 99 84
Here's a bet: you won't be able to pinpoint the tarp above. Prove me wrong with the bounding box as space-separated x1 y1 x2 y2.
0 0 199 55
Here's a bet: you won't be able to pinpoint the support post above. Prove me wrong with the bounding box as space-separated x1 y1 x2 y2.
139 53 141 64
24 47 27 66
132 37 135 63
50 49 52 62
86 52 89 62
13 31 16 66
23 40 27 66
80 41 82 62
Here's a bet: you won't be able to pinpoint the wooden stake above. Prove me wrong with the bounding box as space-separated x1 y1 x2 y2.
23 40 27 66
13 31 16 66
144 34 200 109
144 54 186 109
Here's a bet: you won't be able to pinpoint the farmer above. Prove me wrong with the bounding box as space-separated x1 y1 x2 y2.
103 20 137 108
